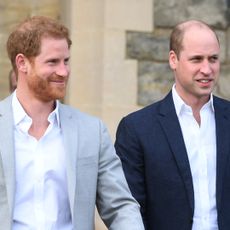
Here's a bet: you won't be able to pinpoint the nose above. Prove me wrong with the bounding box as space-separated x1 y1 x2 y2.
200 60 212 75
56 62 70 77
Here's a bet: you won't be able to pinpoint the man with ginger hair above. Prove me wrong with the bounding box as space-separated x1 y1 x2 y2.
115 20 230 229
0 16 144 230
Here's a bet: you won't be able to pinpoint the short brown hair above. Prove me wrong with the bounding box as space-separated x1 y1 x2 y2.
7 15 72 71
169 20 219 58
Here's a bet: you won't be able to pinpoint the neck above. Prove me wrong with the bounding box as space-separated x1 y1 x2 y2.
16 90 56 140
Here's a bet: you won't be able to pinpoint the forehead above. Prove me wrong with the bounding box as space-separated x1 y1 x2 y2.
182 26 220 54
38 37 70 57
40 36 69 48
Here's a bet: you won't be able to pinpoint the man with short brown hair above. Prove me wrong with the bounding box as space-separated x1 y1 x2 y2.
115 20 230 230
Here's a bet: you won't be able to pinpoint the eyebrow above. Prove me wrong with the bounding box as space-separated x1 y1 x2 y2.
188 53 219 59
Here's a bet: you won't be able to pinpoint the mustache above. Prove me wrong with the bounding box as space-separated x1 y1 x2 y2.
48 74 68 82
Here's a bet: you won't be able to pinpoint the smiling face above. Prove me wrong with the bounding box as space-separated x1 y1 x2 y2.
25 37 70 102
169 24 220 105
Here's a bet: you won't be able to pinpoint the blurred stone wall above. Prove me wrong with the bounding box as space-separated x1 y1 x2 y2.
127 0 230 106
0 0 60 98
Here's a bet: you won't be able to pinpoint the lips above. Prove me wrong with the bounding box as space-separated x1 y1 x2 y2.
196 79 214 88
51 80 65 83
197 79 212 83
49 76 67 83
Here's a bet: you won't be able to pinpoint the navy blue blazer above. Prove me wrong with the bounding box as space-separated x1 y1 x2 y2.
115 91 230 230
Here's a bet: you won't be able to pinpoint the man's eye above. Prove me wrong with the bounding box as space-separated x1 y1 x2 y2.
48 59 58 64
64 59 69 65
209 56 219 63
191 57 202 62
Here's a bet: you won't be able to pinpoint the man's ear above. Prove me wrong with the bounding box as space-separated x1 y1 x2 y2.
15 53 29 73
169 50 178 70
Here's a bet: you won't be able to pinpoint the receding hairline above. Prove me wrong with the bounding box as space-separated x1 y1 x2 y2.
169 20 219 58
178 20 217 35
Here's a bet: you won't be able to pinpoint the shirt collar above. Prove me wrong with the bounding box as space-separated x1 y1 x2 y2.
172 84 214 116
12 91 61 128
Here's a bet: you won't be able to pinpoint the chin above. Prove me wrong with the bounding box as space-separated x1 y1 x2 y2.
39 92 65 102
51 88 66 99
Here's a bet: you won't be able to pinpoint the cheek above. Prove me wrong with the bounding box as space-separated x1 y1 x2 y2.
213 64 220 73
177 63 193 75
182 63 200 75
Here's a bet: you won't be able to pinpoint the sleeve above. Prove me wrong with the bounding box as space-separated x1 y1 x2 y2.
115 117 148 228
96 120 144 230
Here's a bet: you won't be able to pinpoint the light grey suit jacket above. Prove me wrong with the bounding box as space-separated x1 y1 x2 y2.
0 95 144 230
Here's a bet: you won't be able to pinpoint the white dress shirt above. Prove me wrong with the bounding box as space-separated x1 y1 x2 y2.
172 85 218 230
12 92 73 230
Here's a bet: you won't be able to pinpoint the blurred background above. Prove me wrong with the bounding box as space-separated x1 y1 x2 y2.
1 0 230 229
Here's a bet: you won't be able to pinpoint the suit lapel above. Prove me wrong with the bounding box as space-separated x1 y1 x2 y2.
0 95 15 219
157 92 194 213
59 104 78 219
214 97 230 211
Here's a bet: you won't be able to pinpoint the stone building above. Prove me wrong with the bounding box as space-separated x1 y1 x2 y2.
128 0 230 106
1 0 230 229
